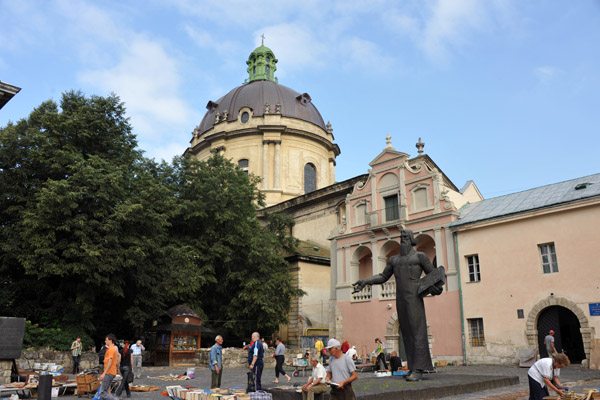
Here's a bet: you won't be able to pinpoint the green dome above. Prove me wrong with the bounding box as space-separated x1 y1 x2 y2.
246 43 278 83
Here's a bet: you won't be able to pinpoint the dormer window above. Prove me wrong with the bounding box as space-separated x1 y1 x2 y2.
296 93 312 106
266 57 270 63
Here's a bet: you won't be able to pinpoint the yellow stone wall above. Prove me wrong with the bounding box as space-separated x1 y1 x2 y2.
189 114 336 207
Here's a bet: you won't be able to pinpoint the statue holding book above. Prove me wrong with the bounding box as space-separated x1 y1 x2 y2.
352 229 445 381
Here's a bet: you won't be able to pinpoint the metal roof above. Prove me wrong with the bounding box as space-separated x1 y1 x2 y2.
197 80 326 133
451 173 600 227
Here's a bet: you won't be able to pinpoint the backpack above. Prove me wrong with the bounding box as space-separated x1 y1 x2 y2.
249 390 273 400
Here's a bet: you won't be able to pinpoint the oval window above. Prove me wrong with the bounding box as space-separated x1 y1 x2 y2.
241 111 250 123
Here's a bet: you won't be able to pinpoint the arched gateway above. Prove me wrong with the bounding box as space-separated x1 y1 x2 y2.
526 296 591 364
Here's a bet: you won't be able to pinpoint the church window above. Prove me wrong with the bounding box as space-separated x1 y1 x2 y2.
468 318 485 347
253 66 256 75
304 163 316 193
238 159 249 174
241 111 250 123
383 194 399 222
412 185 429 210
466 255 480 282
355 203 366 226
265 65 270 75
266 57 270 63
539 243 558 273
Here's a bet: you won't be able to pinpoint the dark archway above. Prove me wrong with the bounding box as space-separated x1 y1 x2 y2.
537 306 585 363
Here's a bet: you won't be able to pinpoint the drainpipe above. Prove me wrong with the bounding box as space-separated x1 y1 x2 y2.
454 232 467 365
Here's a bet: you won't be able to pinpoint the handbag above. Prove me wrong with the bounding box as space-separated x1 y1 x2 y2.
249 390 273 400
246 371 255 393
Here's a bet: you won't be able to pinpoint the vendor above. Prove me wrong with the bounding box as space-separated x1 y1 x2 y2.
527 353 570 400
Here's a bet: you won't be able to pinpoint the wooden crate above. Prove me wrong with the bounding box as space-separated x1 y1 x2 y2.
76 377 100 398
76 374 98 384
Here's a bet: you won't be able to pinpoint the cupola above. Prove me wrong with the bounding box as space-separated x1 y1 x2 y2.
245 38 278 83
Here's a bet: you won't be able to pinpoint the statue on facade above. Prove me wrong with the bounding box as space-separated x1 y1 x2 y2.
352 229 445 381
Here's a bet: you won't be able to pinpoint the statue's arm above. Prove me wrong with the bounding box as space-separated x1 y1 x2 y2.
352 260 393 293
419 253 444 296
418 252 435 274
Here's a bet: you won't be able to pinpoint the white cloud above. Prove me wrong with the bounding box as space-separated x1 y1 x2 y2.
342 38 395 74
382 0 502 64
253 23 329 76
143 140 188 163
79 36 194 140
534 66 561 84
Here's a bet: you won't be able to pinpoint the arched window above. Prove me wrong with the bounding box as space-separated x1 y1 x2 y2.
238 159 249 174
304 163 316 193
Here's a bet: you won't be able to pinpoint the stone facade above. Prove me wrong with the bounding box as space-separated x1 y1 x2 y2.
195 347 278 369
16 350 99 372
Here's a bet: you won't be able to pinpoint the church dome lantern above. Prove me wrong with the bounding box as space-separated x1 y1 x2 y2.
245 41 278 83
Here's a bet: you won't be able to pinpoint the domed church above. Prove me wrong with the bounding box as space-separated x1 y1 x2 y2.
185 42 340 207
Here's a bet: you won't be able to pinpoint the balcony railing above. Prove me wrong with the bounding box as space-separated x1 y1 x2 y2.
351 285 371 302
381 280 396 300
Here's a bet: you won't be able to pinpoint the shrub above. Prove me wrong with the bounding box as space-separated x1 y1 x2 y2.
23 321 93 352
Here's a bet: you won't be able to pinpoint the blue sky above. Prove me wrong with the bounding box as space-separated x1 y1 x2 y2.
1 0 599 198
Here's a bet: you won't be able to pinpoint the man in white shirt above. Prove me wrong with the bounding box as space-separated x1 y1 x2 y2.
131 339 145 379
346 346 358 361
301 350 328 400
527 353 570 399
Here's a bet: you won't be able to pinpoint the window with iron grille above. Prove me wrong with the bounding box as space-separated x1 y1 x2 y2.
467 255 481 282
468 318 485 347
384 194 399 222
539 243 558 273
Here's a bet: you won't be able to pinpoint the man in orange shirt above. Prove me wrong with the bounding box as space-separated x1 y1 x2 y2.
98 333 120 400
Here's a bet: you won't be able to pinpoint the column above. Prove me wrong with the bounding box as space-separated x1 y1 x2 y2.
329 240 338 337
398 164 408 222
444 228 456 272
434 228 443 268
262 140 269 189
273 141 281 189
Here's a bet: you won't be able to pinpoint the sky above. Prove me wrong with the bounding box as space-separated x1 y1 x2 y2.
1 0 599 199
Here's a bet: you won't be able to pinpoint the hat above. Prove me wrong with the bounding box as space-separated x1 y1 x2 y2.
325 338 341 349
550 330 555 334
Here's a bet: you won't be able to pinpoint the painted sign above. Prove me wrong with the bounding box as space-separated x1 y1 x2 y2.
589 303 600 316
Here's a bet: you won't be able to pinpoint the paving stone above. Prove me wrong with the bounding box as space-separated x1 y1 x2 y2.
55 364 600 400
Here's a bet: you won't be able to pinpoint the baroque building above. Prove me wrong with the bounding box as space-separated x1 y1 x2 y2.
185 42 339 207
185 43 600 367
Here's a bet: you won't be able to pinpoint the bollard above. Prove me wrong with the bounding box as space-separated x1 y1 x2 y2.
38 374 52 400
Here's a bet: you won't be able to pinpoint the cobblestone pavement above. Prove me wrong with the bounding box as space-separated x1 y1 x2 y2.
436 365 600 400
57 364 600 399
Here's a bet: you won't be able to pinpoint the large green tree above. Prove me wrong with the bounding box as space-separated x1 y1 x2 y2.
1 91 304 344
0 91 198 336
167 154 304 336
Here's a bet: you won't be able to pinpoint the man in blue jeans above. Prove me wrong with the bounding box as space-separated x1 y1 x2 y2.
209 335 224 388
98 334 120 400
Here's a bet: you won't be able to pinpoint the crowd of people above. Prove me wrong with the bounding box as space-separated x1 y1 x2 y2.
84 328 570 400
81 334 146 400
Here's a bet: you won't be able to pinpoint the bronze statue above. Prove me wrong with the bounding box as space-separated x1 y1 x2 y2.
352 229 444 381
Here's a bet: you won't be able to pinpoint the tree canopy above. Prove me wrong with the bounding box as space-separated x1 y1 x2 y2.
0 91 303 344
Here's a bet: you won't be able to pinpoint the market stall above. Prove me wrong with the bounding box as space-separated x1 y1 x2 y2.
145 305 203 366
